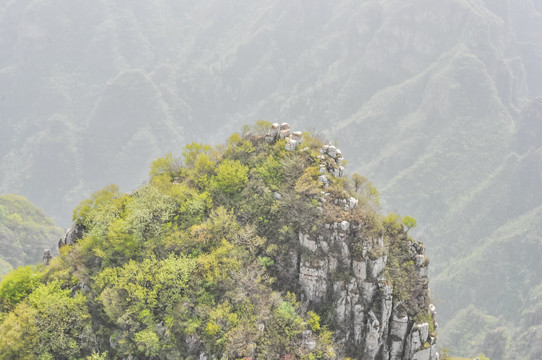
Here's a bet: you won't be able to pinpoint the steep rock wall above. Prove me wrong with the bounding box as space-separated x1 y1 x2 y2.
291 222 437 360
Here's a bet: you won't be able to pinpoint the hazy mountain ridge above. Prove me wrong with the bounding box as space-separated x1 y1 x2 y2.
0 194 62 276
1 0 542 357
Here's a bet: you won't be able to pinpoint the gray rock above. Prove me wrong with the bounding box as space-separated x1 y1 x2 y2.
279 122 290 139
42 249 52 266
299 259 328 303
353 260 367 282
365 310 381 360
274 192 282 200
412 347 431 360
270 123 280 137
362 281 376 304
345 196 358 211
390 311 409 341
390 339 405 360
299 232 317 251
380 284 394 337
302 330 317 350
418 323 429 343
318 174 329 187
368 255 387 279
61 222 86 247
319 240 329 253
415 254 425 267
405 327 422 357
320 164 326 174
340 220 350 231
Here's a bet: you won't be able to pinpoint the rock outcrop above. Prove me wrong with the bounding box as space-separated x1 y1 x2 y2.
58 222 86 249
292 220 437 360
266 123 438 359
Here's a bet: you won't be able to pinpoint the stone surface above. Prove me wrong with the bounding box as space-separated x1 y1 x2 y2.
318 174 329 187
299 232 317 251
59 222 86 248
368 255 387 279
42 249 52 266
353 260 367 282
299 259 328 303
288 177 437 359
412 348 431 360
340 220 350 231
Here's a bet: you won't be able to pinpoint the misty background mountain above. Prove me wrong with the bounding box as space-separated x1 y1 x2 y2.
1 0 542 358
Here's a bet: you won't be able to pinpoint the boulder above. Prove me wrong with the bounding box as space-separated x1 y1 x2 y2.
42 249 52 266
340 220 350 231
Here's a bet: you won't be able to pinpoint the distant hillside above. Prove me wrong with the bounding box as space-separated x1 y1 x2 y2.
0 194 63 276
1 0 542 357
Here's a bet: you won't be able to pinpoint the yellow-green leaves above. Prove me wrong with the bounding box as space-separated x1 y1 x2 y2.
295 166 322 195
0 265 42 312
212 159 249 195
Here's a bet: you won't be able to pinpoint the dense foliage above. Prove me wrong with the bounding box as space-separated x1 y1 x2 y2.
0 123 423 359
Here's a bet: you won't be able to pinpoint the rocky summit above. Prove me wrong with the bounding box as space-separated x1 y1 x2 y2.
1 122 437 360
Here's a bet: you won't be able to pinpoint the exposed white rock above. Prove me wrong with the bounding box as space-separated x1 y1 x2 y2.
340 220 350 231
318 174 329 187
279 122 290 136
344 196 358 211
353 304 365 344
328 255 338 273
302 330 317 350
365 310 381 359
274 192 282 200
390 311 409 341
418 323 429 343
270 123 280 137
353 260 367 282
299 259 328 302
415 254 425 267
405 327 422 358
412 347 431 360
368 255 387 279
380 284 394 337
319 240 329 253
334 287 347 324
328 145 337 158
390 339 405 360
299 232 317 251
362 281 376 304
430 345 437 359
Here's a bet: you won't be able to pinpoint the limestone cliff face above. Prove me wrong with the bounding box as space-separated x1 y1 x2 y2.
289 223 437 360
271 133 438 360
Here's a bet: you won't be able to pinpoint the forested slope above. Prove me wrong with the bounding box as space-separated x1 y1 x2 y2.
0 194 62 276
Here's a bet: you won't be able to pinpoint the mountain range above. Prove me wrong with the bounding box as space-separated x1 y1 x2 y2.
1 0 542 358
